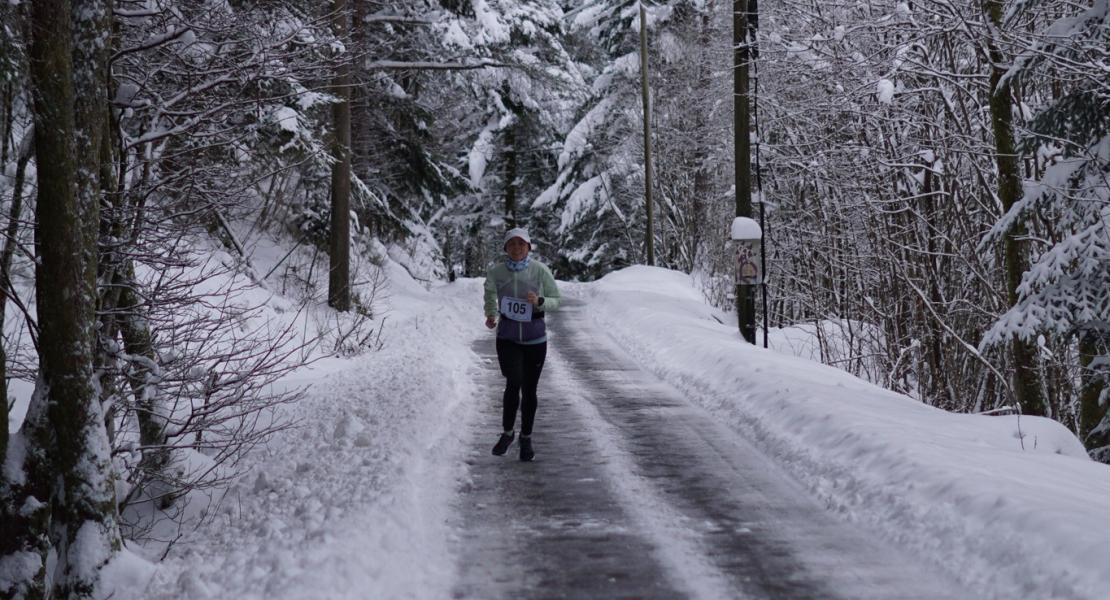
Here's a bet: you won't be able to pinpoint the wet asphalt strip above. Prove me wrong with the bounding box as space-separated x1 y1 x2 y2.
452 299 963 599
452 335 682 599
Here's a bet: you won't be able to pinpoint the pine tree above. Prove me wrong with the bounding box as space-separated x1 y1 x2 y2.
532 0 696 279
455 0 587 269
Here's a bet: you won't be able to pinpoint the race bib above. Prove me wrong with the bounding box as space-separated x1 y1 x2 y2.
499 296 533 322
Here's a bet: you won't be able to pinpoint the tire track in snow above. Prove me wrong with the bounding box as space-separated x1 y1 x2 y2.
545 348 744 600
551 298 965 599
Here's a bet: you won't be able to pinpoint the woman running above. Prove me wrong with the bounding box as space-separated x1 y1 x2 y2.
483 228 561 462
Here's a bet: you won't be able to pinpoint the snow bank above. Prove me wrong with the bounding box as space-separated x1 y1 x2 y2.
585 265 1110 600
98 549 159 599
118 230 483 600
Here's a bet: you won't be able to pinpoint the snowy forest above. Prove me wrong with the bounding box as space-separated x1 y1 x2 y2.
0 0 1106 597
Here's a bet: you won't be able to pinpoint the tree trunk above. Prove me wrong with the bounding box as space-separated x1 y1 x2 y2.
96 62 127 445
0 3 78 596
1079 331 1109 461
0 399 52 600
21 0 121 595
0 129 32 465
640 2 655 267
328 0 352 312
983 0 1045 416
350 0 371 189
118 261 172 502
504 125 518 228
1 82 13 164
0 350 5 488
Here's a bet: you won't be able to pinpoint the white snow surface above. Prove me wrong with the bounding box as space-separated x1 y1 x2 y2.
88 227 482 599
877 78 895 104
471 0 510 46
100 260 1107 599
730 216 761 240
467 123 496 189
118 259 481 600
440 19 473 50
557 171 611 234
556 95 615 171
584 266 1110 600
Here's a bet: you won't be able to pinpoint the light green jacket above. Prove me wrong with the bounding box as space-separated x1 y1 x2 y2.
484 260 561 344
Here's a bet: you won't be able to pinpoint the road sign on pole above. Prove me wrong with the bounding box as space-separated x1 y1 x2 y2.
731 216 762 286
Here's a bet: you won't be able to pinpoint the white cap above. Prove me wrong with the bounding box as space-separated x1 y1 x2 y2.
503 227 531 249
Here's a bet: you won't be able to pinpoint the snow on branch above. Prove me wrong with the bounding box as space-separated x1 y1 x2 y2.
363 60 509 71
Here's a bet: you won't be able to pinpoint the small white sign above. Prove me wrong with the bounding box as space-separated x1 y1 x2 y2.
736 243 762 285
499 296 533 322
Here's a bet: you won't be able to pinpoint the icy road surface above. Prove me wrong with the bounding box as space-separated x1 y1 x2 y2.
453 299 965 599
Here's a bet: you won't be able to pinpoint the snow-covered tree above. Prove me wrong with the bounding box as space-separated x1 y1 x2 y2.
441 0 589 274
982 0 1110 458
649 0 731 274
0 1 23 165
2 1 122 596
530 0 698 279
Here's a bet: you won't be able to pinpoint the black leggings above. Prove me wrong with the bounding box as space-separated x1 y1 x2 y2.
495 339 547 436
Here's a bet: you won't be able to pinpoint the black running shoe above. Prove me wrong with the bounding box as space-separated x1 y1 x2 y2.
492 432 514 456
519 436 534 462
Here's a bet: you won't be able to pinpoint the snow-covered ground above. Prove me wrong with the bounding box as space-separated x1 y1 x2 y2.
81 258 1107 599
583 266 1110 600
86 236 485 599
121 262 477 599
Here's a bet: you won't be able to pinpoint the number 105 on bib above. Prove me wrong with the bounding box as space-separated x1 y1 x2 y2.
499 296 533 322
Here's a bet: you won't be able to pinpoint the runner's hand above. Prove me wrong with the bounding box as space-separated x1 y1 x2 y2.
526 292 540 305
485 316 496 329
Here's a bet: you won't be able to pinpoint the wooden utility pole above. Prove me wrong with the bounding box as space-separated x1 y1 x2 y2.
734 0 756 343
640 1 655 266
329 0 352 312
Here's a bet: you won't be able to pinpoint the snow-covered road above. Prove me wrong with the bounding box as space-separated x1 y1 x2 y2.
454 299 965 599
129 266 1107 600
